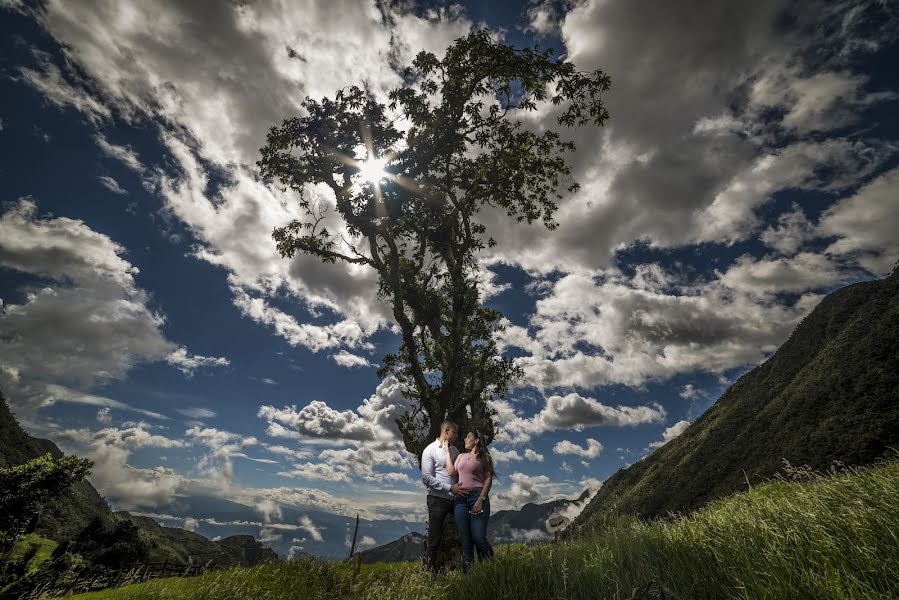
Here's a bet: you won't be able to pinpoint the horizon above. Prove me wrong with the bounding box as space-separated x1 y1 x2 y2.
1 0 897 559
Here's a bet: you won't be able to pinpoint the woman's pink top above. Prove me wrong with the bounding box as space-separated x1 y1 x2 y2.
454 452 487 488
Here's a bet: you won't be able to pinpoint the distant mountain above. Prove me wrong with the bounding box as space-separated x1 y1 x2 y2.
149 494 421 560
574 269 899 529
116 512 278 567
358 491 592 563
359 532 426 564
0 393 275 568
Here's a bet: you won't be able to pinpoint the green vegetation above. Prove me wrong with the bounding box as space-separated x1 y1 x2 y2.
575 268 899 524
0 392 116 542
0 452 93 550
0 533 58 586
67 460 899 600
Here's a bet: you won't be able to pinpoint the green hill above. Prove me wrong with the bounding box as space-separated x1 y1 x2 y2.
66 460 899 600
0 393 277 568
574 268 899 526
0 394 116 540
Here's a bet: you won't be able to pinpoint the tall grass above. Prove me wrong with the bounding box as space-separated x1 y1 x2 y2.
69 460 899 600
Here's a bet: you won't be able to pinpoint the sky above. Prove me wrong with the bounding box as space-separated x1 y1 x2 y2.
1 0 898 556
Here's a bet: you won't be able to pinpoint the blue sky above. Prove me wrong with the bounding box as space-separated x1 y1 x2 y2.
1 0 898 556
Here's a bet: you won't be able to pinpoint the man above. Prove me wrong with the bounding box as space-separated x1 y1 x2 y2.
421 420 469 573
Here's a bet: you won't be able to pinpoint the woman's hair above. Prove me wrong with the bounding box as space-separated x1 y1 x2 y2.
472 429 495 477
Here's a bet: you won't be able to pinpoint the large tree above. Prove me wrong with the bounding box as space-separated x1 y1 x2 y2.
259 30 609 459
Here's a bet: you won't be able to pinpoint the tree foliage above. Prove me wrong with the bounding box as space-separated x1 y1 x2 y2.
0 453 92 551
259 30 609 459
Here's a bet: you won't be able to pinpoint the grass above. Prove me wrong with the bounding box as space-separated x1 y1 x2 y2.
4 533 58 576
67 460 899 600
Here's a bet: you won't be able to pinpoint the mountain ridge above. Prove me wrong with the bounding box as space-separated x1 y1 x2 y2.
573 269 899 528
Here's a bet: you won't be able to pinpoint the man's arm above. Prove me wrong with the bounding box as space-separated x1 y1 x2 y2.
421 446 451 493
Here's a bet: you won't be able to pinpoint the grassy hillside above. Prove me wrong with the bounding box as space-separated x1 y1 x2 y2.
66 459 899 600
575 269 899 524
0 393 116 540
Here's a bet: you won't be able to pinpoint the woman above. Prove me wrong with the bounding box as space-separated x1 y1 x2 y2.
443 429 495 572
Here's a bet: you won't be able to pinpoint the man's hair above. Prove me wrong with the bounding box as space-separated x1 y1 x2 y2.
440 420 458 432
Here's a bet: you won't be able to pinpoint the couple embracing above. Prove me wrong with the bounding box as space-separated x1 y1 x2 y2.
421 420 495 574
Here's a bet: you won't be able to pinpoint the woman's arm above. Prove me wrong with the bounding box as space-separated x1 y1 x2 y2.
472 472 492 514
480 472 493 498
443 441 457 476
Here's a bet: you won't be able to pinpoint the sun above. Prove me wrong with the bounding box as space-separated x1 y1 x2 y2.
357 156 388 183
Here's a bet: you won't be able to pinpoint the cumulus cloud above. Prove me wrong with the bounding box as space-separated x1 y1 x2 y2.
553 438 603 458
491 393 664 447
495 472 548 509
330 350 373 369
496 262 846 391
57 423 186 509
523 449 544 462
679 385 701 400
183 517 199 532
166 347 230 377
648 420 692 449
818 166 899 274
185 425 266 485
258 376 413 451
0 197 223 425
489 448 522 463
22 0 477 365
358 535 377 550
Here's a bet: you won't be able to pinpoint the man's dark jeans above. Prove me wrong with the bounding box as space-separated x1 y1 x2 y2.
425 494 454 573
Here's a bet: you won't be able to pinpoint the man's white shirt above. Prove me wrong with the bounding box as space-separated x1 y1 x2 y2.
421 438 459 499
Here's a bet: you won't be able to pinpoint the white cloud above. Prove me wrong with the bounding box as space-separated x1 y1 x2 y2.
278 462 350 482
94 133 144 172
553 438 603 458
679 385 700 400
330 350 373 369
175 407 217 420
495 472 548 509
263 444 312 460
0 197 219 424
523 449 544 462
185 425 263 485
535 394 666 431
496 263 843 391
489 448 522 463
298 515 323 542
96 407 112 424
183 517 199 532
358 535 377 550
57 423 186 509
648 419 692 449
97 175 127 195
259 377 412 449
166 347 230 377
25 0 476 365
818 166 899 274
255 499 282 524
18 54 110 123
760 206 816 255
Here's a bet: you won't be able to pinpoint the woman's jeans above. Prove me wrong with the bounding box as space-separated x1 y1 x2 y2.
454 488 494 572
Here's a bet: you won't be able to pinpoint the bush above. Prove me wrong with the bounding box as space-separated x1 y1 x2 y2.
0 453 92 551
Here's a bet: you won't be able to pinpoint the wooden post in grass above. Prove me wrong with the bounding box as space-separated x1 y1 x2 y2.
348 514 360 559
